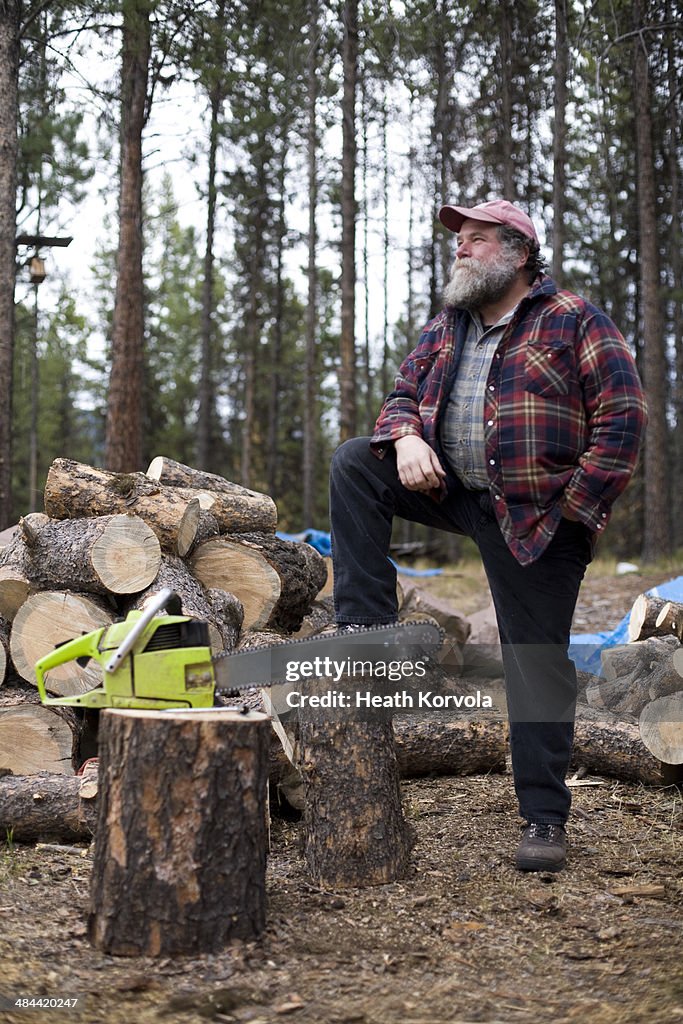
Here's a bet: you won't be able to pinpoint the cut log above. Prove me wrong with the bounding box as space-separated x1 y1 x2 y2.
639 693 683 765
147 455 274 505
0 512 161 596
10 591 114 696
190 532 327 633
393 711 507 777
0 568 32 621
628 593 672 641
89 707 270 955
400 585 471 645
298 711 413 888
588 636 682 717
175 499 221 559
44 458 277 549
0 771 98 842
0 617 9 685
573 704 683 786
0 700 81 775
125 555 243 654
655 601 683 642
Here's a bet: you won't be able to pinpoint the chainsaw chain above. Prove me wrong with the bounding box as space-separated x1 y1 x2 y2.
213 619 445 696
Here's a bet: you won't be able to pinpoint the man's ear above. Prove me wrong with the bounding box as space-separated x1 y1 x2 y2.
517 245 530 271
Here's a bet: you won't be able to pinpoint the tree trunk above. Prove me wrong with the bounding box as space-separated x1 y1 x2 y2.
339 0 358 442
303 0 319 523
0 512 161 596
633 0 671 561
298 712 413 888
89 707 269 955
0 2 20 531
498 0 515 198
189 532 327 633
197 53 223 472
104 0 151 472
552 0 568 281
10 590 114 695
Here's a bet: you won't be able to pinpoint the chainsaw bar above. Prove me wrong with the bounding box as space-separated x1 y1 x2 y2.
212 620 444 694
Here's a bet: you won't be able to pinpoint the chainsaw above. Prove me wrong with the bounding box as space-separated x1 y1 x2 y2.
34 588 443 712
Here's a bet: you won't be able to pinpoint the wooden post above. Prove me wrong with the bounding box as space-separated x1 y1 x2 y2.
298 710 413 889
89 708 270 956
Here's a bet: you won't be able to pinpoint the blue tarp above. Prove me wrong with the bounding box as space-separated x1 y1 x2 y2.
276 529 444 577
278 534 683 670
569 575 683 676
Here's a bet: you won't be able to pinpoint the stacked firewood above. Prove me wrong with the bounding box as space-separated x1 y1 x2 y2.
0 456 327 777
583 592 683 771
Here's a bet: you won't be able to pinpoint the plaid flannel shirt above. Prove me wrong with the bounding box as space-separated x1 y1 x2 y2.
371 275 648 565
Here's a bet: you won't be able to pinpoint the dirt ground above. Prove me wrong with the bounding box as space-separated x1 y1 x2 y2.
1 562 682 1024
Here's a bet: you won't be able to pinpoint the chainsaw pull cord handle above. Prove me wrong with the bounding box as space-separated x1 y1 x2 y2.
35 628 107 703
103 587 177 675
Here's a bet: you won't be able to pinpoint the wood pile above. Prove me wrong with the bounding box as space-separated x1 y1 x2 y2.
582 592 683 775
0 456 326 775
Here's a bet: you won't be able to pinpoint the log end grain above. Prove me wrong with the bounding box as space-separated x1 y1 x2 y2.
11 591 114 694
639 693 683 765
90 514 161 593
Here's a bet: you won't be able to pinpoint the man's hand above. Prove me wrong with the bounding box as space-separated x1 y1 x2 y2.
394 435 447 493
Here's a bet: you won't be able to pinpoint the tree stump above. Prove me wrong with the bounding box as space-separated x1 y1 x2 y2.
89 707 270 956
298 709 413 889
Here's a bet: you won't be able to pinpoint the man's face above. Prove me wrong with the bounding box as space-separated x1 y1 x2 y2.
443 219 524 310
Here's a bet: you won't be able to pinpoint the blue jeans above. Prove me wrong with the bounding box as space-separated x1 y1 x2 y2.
329 437 594 825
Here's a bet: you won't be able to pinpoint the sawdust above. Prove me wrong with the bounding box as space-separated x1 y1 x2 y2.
0 566 682 1024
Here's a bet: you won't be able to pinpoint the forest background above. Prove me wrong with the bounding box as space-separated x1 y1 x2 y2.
0 0 680 564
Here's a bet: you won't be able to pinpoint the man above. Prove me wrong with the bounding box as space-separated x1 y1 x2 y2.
329 199 647 873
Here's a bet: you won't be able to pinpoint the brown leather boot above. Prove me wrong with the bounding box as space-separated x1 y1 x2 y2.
516 822 567 872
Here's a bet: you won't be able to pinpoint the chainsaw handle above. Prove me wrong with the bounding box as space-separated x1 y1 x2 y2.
35 628 106 703
103 587 176 675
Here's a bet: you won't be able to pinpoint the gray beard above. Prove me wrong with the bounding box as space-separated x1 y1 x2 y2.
443 254 520 311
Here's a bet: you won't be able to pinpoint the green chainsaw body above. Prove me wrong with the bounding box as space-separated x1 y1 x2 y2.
34 588 445 713
34 607 216 711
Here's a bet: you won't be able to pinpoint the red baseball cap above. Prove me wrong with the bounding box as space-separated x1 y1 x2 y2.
439 200 539 244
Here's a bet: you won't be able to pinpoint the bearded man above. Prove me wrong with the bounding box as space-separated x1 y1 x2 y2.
329 200 647 873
